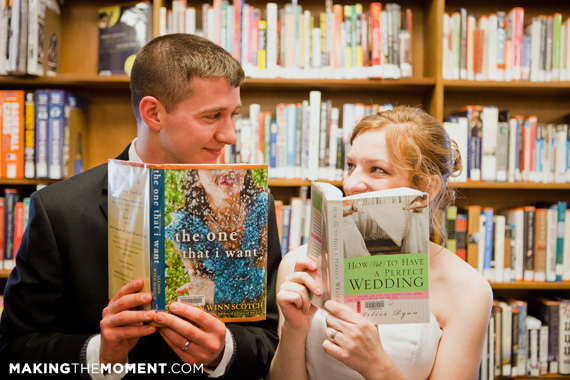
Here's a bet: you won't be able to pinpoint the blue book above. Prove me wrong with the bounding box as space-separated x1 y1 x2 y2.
556 201 567 281
35 90 50 178
481 208 494 281
47 89 66 179
285 104 297 178
280 205 291 256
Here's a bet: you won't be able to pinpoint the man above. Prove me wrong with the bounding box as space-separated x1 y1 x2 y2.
0 34 281 379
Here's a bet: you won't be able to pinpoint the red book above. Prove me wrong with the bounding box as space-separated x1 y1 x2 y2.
13 201 24 258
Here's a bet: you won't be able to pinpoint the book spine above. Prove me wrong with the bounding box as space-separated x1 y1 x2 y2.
0 198 4 270
493 215 505 283
523 207 535 281
556 202 567 281
559 300 570 375
3 188 18 270
150 168 165 311
24 91 36 179
482 208 494 280
455 214 467 261
13 201 24 258
48 90 65 179
0 90 24 179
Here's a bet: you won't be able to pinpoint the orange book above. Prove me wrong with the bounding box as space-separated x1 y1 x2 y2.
466 205 481 269
0 90 25 179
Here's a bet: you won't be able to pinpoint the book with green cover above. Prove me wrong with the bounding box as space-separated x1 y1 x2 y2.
108 159 269 322
306 182 430 325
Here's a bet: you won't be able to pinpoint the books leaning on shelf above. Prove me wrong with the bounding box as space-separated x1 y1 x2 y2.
0 89 88 180
445 201 569 283
446 106 570 183
157 1 413 80
443 7 570 82
98 1 153 76
305 182 430 325
108 159 269 322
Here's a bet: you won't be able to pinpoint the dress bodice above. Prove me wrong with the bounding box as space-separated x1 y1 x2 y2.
305 309 442 380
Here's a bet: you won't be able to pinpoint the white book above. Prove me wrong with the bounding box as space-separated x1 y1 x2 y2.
507 118 518 182
529 17 541 82
288 197 304 251
185 7 196 34
504 209 525 281
159 6 167 36
467 14 476 81
555 124 568 183
171 0 187 34
266 3 278 71
311 27 321 69
539 325 549 376
526 315 542 377
328 107 339 181
486 14 498 81
307 91 321 181
481 106 499 181
497 301 512 376
249 104 261 165
275 104 287 179
442 12 450 80
27 0 45 76
496 119 509 182
559 298 570 375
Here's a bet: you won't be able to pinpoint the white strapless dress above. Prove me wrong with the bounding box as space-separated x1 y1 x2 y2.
305 309 442 380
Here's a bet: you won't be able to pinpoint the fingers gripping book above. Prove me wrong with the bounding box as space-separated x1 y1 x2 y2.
108 159 269 322
307 182 430 325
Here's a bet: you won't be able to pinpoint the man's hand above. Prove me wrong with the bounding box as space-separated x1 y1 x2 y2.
154 302 226 367
99 279 157 365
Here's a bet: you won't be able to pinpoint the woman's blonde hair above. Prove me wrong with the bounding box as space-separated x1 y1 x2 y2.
350 105 462 241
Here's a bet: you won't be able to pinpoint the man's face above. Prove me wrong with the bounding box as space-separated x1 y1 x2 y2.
156 77 241 164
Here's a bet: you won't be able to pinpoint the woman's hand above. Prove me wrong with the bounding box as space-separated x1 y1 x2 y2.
322 300 405 380
276 256 321 331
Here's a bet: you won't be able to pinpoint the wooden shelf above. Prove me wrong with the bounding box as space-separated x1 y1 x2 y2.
0 179 59 186
490 281 570 290
0 270 11 279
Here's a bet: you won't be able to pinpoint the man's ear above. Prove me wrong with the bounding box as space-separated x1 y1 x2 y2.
139 96 164 132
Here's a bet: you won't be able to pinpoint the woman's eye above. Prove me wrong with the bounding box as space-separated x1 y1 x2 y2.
372 167 386 174
346 163 355 171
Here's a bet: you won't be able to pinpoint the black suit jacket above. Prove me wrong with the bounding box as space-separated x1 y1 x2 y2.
0 146 281 379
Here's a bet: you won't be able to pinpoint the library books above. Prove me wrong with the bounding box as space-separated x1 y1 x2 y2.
98 1 153 76
446 201 569 284
108 159 269 322
305 182 430 325
443 7 570 82
0 89 88 180
157 1 413 80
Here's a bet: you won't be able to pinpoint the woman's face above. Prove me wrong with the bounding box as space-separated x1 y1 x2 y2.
343 129 410 196
198 169 246 200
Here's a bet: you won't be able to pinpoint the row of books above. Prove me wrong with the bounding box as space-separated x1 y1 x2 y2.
274 195 311 255
443 8 570 82
159 0 413 79
444 202 569 283
0 89 88 180
0 189 31 271
444 107 570 183
221 91 393 181
0 0 62 76
480 297 570 379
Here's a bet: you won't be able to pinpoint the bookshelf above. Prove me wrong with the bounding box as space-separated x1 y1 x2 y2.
0 0 569 378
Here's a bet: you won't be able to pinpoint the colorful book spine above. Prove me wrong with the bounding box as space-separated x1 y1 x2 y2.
0 90 25 179
556 202 567 281
48 90 66 179
3 189 18 270
23 91 36 179
35 90 50 178
149 168 166 311
482 208 494 280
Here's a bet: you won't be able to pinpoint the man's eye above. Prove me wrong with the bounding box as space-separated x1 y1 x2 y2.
206 113 221 120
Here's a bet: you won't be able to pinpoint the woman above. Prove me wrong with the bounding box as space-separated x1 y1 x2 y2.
268 106 493 380
165 168 268 306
